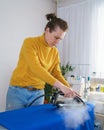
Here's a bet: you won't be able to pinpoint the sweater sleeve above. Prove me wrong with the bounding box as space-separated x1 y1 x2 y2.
22 38 57 86
51 51 70 87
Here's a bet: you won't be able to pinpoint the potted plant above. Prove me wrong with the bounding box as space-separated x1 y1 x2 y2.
60 62 75 78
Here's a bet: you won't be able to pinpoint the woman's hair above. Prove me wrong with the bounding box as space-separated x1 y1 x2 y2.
45 13 68 32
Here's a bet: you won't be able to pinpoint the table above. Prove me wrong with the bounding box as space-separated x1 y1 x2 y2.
0 103 94 130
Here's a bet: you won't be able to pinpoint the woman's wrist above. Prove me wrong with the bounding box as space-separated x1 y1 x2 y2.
53 80 64 90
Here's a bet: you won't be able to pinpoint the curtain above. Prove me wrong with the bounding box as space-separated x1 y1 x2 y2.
90 0 104 74
57 0 104 78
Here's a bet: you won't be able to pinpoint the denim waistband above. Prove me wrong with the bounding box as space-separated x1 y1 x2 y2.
12 86 41 91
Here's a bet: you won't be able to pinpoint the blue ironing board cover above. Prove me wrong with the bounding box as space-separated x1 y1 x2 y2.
0 103 94 130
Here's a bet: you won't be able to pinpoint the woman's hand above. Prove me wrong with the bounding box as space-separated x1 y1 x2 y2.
53 81 80 98
60 85 80 97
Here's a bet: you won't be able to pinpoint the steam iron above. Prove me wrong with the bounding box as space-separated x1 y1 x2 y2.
28 90 85 108
50 91 85 108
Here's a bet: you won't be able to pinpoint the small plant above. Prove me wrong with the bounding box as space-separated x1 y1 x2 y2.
44 83 52 102
60 62 75 77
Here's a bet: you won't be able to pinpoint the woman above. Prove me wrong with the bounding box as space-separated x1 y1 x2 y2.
6 13 78 111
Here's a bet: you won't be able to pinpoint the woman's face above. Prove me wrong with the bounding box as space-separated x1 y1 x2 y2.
45 26 66 47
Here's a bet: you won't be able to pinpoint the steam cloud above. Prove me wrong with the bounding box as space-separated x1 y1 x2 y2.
57 106 90 129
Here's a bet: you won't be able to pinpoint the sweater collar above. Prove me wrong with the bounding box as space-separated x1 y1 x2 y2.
40 33 51 48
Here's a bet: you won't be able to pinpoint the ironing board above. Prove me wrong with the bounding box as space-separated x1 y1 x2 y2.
0 103 94 130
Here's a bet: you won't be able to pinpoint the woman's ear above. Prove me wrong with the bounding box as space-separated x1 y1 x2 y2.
45 27 51 35
45 27 50 33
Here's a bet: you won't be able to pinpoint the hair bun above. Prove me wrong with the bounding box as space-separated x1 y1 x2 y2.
46 13 57 21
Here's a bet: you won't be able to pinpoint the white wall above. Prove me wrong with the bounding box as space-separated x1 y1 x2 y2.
0 0 57 112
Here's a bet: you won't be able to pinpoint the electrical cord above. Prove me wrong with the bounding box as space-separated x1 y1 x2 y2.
27 94 52 107
27 94 45 107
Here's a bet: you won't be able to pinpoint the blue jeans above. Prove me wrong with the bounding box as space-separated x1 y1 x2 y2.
6 86 44 111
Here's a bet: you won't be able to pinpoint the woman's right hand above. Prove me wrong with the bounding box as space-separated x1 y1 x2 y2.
53 81 80 98
60 85 76 97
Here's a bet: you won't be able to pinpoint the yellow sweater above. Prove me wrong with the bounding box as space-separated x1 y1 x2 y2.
10 34 69 89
